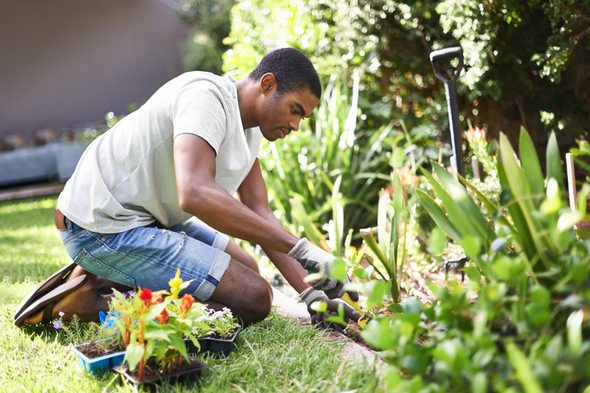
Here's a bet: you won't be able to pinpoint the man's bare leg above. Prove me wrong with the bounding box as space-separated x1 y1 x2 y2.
62 239 271 326
208 259 273 326
224 240 259 273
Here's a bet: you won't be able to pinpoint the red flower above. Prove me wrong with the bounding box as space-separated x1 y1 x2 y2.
139 288 153 306
156 309 170 324
179 294 194 313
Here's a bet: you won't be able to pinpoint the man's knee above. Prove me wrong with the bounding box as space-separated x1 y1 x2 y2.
246 276 272 324
211 261 272 325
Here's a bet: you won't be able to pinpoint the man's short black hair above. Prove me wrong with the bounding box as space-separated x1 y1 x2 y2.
248 48 321 99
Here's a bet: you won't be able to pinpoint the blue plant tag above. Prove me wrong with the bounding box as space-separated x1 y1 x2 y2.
99 310 120 329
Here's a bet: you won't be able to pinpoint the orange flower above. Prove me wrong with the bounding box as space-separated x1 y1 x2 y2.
156 309 169 324
179 294 194 316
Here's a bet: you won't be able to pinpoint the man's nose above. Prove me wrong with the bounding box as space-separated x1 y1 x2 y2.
288 118 301 132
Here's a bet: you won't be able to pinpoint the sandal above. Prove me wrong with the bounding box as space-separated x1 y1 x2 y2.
13 262 77 323
14 275 89 326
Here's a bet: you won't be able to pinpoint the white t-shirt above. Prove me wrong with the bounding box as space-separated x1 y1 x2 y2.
58 72 262 233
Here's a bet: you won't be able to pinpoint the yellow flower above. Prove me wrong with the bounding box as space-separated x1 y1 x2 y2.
169 268 183 299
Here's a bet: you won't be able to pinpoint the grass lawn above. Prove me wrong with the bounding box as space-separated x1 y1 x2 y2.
0 196 380 392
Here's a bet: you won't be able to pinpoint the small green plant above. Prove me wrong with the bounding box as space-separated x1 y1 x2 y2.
196 307 240 339
359 172 408 304
108 269 210 382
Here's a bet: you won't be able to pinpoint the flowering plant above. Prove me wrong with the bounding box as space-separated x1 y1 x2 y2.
108 269 210 382
194 307 240 339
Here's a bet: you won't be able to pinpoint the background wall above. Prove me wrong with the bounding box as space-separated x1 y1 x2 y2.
0 0 190 137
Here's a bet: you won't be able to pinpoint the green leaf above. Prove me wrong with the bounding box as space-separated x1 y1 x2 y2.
464 266 481 284
546 132 564 190
169 334 189 361
125 343 145 372
416 189 461 242
567 310 583 357
433 165 492 240
331 175 344 255
400 297 422 315
361 318 397 350
472 372 488 393
505 342 543 393
518 127 544 200
329 257 347 281
540 178 562 215
310 300 327 313
460 177 509 228
421 166 490 243
360 229 389 267
144 329 172 342
377 189 391 261
492 255 525 282
390 147 406 168
499 133 554 266
364 280 390 306
461 236 482 260
352 267 369 280
146 302 168 320
428 227 447 255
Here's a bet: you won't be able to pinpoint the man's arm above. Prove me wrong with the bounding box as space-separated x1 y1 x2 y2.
236 158 309 293
173 134 299 253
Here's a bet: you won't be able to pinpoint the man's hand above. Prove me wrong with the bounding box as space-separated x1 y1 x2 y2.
288 238 348 298
300 287 361 330
288 238 360 300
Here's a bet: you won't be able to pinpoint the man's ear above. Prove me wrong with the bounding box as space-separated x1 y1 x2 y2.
260 73 276 94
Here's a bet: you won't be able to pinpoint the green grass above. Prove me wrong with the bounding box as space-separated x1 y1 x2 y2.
0 197 380 392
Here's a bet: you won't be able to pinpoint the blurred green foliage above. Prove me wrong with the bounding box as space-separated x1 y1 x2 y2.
219 0 590 146
178 0 234 74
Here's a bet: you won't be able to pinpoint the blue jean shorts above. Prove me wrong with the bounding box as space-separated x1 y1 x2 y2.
57 217 230 301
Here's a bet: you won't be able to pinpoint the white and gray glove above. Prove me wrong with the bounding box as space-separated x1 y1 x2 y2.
288 238 347 299
300 287 361 330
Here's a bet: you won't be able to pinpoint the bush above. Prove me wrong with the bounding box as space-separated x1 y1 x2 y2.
360 128 590 392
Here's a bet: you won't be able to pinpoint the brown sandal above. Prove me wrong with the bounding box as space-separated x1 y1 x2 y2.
13 262 77 323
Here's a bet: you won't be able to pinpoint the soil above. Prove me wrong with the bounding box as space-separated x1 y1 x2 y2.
342 323 367 345
76 340 124 359
121 355 207 385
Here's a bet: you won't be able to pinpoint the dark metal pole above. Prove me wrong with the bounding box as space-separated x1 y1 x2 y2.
430 46 465 176
444 79 464 175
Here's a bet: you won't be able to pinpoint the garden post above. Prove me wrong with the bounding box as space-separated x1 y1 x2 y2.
430 46 465 176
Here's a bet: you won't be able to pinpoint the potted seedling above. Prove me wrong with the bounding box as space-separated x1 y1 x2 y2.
109 270 209 387
72 337 126 375
70 310 128 375
187 307 242 357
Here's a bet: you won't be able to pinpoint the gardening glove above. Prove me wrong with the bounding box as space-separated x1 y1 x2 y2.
300 287 361 330
288 238 354 299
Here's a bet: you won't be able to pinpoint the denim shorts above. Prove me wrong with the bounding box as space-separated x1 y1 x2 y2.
57 217 230 301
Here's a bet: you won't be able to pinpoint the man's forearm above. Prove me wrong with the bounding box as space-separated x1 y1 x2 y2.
262 247 309 293
247 207 310 293
181 184 299 253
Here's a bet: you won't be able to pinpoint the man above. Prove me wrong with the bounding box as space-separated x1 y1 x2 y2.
14 48 360 328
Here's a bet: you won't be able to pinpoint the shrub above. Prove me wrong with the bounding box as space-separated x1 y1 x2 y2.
361 128 590 392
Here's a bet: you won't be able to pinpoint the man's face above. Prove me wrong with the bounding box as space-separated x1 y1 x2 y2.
258 87 319 141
